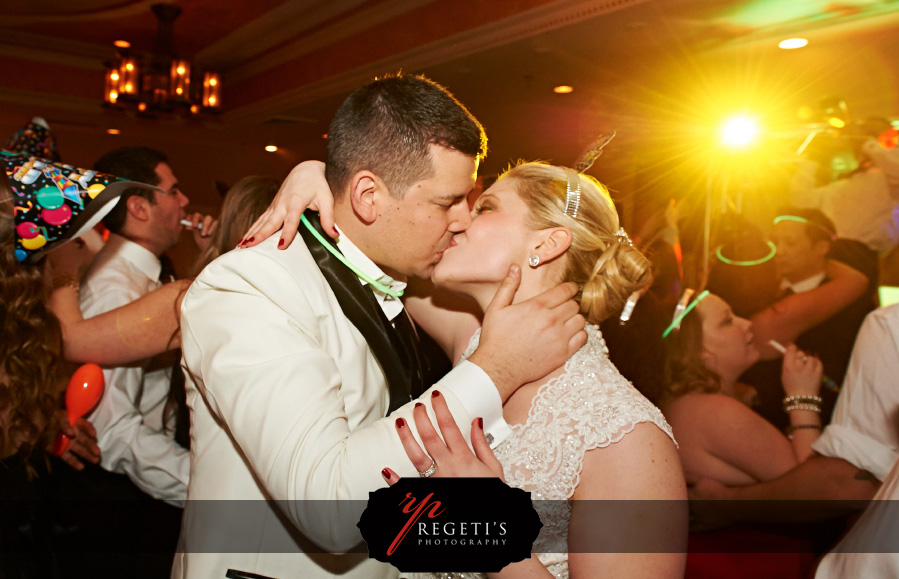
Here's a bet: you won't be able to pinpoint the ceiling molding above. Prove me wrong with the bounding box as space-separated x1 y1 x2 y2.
0 87 100 115
224 0 649 125
3 0 160 25
195 0 373 69
0 29 112 69
702 2 899 55
0 44 105 71
220 0 436 82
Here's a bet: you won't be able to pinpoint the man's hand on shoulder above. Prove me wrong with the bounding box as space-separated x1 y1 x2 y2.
468 265 587 402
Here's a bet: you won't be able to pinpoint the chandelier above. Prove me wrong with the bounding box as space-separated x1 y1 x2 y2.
103 4 220 117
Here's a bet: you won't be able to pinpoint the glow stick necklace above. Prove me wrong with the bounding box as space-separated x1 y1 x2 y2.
300 214 403 298
715 241 777 267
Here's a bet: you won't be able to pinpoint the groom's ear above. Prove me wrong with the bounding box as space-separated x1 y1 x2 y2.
532 227 572 264
348 170 383 225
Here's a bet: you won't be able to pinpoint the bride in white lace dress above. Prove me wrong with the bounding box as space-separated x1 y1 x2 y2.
386 162 687 578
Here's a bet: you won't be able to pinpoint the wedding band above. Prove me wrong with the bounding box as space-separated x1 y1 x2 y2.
418 458 438 478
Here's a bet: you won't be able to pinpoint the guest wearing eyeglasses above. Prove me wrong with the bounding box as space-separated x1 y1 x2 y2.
76 146 213 506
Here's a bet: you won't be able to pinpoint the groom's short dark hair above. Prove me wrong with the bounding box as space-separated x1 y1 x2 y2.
325 73 487 199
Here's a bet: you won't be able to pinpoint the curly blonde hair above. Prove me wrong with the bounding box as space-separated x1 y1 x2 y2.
499 162 652 324
0 174 64 459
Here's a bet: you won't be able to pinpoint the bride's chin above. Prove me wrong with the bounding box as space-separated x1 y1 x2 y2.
430 268 456 290
431 265 448 285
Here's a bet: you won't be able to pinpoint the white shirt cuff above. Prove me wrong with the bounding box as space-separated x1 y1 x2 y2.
812 424 899 482
436 360 512 449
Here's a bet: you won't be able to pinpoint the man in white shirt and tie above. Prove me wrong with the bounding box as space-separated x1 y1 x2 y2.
80 147 196 505
75 147 214 576
177 73 586 578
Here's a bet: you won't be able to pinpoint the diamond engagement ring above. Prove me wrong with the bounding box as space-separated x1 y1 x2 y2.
418 458 438 478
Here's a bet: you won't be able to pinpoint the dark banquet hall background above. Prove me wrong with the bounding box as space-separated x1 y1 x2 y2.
3 0 899 280
0 0 899 285
4 0 899 578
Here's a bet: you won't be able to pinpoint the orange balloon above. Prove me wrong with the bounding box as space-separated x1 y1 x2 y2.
54 363 105 456
879 128 899 150
65 363 105 425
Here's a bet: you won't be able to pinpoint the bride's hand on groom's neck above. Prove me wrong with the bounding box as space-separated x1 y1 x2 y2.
469 265 587 402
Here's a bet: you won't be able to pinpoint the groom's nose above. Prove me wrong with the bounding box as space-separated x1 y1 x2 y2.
448 201 472 232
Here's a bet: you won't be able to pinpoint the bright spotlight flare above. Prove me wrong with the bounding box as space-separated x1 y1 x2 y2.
720 115 760 148
778 38 808 50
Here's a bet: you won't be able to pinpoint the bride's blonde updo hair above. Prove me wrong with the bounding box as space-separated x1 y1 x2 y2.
499 161 651 324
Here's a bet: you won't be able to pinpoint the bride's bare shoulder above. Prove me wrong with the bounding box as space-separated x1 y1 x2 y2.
574 422 686 501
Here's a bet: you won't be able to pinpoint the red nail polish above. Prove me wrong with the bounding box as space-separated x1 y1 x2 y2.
238 238 246 246
415 402 423 408
382 468 391 480
396 418 406 429
278 239 285 247
247 237 255 243
432 390 441 398
477 417 484 429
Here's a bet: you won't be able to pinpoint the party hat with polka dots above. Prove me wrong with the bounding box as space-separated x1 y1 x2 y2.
2 151 155 263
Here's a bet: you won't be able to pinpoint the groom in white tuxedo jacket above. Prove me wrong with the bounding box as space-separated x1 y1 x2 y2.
175 74 586 579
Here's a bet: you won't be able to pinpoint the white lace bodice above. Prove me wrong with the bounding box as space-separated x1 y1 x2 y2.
414 324 675 579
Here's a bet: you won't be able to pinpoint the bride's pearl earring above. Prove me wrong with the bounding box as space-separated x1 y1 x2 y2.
528 254 540 267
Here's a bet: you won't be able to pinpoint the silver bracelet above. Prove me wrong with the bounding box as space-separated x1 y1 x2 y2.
784 402 822 413
783 394 823 405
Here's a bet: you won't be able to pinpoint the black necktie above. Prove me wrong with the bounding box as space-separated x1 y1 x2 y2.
157 258 190 449
391 309 427 404
379 301 452 411
357 285 426 412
